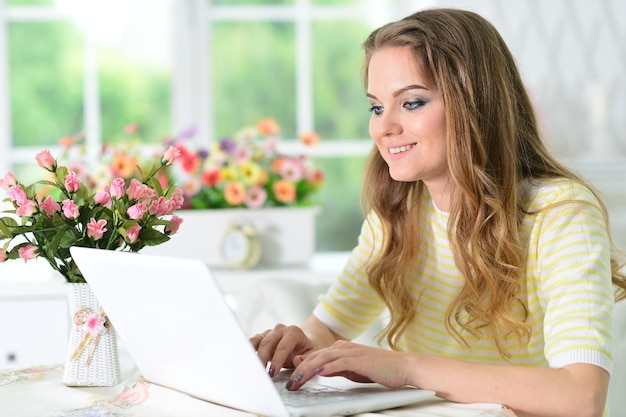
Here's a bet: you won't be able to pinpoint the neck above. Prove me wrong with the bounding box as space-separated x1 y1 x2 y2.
424 179 453 213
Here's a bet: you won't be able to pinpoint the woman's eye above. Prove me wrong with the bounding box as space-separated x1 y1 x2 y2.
404 100 427 110
369 105 383 115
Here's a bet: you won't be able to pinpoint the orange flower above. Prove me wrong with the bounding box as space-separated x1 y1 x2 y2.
58 136 77 147
124 123 140 134
299 132 320 147
256 169 268 186
273 180 296 203
270 157 286 173
111 152 138 178
224 182 246 205
256 117 281 136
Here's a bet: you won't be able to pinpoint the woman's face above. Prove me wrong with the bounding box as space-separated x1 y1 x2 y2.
367 47 449 191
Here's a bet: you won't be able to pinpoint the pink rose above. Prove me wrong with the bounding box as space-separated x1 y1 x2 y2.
8 185 28 205
126 179 156 204
110 177 126 198
0 249 7 263
16 200 37 216
18 245 38 262
165 215 183 234
94 189 112 208
162 145 181 166
127 203 147 220
172 188 184 207
149 197 168 216
62 199 80 219
64 171 80 192
0 172 17 192
87 218 107 241
35 149 56 171
126 223 141 243
39 196 60 217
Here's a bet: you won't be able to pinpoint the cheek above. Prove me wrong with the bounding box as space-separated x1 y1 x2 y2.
368 116 377 140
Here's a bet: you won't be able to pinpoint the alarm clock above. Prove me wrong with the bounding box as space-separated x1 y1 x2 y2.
219 223 261 269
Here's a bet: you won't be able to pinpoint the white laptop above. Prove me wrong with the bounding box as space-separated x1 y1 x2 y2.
70 247 436 417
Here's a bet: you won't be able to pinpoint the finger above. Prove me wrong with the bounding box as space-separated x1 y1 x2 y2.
293 354 305 367
285 352 330 391
255 325 286 366
285 342 367 390
268 325 310 375
249 330 271 350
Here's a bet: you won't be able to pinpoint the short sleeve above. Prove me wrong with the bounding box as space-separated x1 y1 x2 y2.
313 214 386 340
535 184 614 373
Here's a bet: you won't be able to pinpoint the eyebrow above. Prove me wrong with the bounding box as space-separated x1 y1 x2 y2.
366 84 429 100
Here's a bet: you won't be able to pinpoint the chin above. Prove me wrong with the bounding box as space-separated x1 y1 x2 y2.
388 171 418 183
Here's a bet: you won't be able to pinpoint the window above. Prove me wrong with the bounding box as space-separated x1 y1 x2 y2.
182 0 388 250
2 0 625 251
0 0 400 252
1 0 173 179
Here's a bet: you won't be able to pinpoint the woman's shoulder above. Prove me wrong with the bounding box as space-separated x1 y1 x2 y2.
520 177 600 211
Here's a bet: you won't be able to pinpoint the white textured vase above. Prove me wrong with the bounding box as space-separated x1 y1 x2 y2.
62 282 121 386
143 207 320 268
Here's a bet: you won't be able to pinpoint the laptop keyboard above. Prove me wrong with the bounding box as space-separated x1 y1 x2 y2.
273 373 371 407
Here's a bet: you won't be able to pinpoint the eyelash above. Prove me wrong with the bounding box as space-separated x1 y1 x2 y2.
369 105 383 115
405 99 427 110
368 100 427 115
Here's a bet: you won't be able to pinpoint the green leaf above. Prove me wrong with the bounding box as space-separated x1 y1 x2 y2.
0 217 18 238
55 166 69 185
57 227 79 249
138 228 170 247
37 180 59 188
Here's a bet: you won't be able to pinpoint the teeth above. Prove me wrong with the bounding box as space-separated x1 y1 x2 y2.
389 144 415 154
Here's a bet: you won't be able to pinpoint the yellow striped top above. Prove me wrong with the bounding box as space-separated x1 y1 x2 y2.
314 178 615 373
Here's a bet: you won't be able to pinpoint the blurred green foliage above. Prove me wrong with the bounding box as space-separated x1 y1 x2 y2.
6 1 374 251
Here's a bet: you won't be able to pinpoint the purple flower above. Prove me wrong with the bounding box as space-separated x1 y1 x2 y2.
177 125 197 140
162 136 176 148
219 138 237 154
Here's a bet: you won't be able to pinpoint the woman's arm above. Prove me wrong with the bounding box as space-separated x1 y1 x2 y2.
411 353 609 417
301 315 348 349
286 342 610 417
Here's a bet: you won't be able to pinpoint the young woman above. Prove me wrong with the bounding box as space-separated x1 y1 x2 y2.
252 8 626 417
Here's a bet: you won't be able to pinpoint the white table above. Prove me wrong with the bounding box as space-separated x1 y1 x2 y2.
0 365 515 417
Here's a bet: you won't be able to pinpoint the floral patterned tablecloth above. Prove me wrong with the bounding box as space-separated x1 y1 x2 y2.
0 365 517 417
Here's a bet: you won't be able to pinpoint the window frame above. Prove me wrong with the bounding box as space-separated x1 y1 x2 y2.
0 3 105 171
0 0 399 178
172 0 389 154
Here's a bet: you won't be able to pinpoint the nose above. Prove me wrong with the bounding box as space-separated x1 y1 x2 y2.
369 108 402 139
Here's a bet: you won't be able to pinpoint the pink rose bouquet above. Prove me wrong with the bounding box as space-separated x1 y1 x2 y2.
0 148 184 283
161 118 325 209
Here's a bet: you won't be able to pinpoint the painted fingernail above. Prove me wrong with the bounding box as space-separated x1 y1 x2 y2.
294 372 303 383
314 367 324 375
285 379 294 390
268 367 275 377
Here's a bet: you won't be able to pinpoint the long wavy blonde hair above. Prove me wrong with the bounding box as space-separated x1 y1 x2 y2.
361 8 626 356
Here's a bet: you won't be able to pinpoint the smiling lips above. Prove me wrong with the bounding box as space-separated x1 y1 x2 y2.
389 143 416 154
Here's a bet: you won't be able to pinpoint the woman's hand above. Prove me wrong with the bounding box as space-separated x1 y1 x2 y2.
284 340 414 391
250 315 346 378
250 323 316 377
